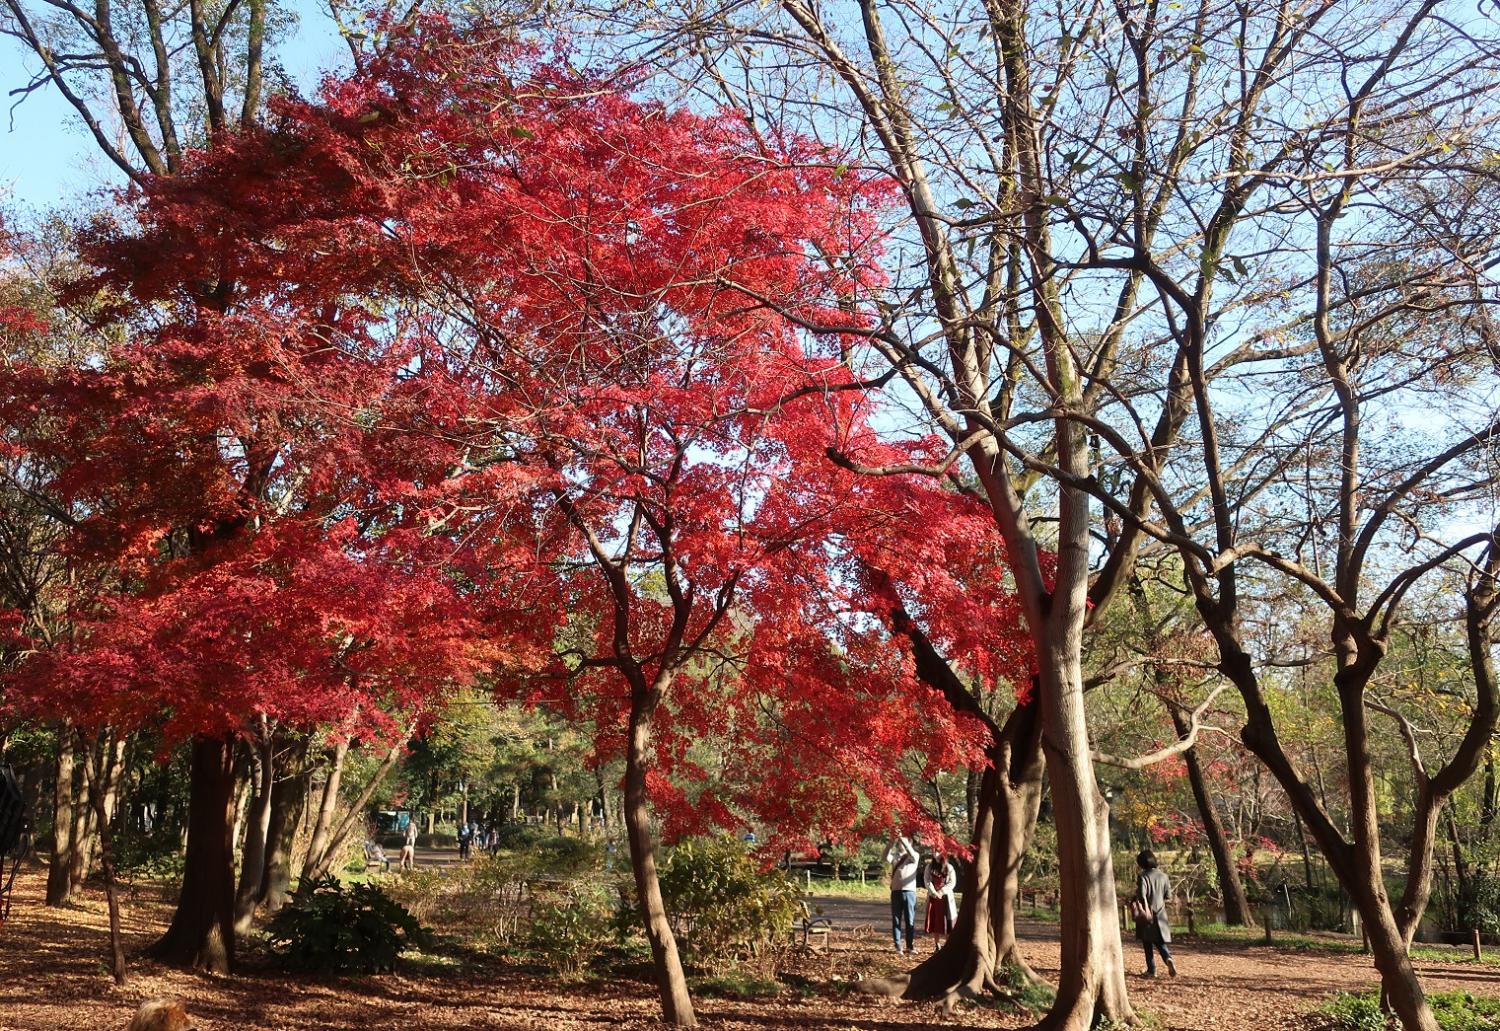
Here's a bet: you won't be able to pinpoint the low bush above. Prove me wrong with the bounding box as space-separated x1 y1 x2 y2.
520 880 618 978
659 836 802 973
266 875 431 973
492 823 551 851
382 834 632 977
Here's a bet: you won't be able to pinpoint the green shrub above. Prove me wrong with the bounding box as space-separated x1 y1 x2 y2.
521 880 618 978
492 823 550 850
1321 992 1387 1031
1320 991 1500 1031
1457 870 1500 939
266 875 431 973
659 836 802 972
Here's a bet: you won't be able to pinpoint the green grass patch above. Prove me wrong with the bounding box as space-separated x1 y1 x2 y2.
1188 922 1363 955
995 965 1056 1015
1320 991 1500 1031
804 877 889 900
1187 923 1500 967
689 972 783 1000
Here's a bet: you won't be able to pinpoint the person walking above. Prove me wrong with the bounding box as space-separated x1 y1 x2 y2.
1133 849 1177 977
885 834 921 954
923 851 958 952
399 818 417 871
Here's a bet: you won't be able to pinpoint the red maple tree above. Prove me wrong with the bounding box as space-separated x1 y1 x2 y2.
4 20 1035 1015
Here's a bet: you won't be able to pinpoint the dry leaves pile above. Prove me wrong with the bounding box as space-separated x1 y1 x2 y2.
3 868 1498 1031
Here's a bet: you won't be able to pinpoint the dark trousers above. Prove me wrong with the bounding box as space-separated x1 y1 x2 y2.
890 889 916 951
1143 935 1173 973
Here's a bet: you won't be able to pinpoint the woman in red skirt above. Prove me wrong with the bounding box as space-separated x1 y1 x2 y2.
923 851 957 950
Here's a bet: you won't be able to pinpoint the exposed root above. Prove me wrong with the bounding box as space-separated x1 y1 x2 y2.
853 974 911 998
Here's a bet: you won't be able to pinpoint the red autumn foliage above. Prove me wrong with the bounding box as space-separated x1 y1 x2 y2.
2 17 1035 852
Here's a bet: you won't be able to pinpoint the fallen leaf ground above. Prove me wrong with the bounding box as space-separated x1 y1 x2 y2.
4 864 1499 1031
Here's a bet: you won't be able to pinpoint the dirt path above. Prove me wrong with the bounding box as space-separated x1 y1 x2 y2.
2 869 1495 1031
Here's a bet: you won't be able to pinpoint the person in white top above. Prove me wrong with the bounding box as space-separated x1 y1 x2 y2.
885 835 921 954
923 851 958 951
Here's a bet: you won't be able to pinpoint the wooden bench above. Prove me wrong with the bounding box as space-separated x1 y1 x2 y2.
364 840 391 873
792 899 834 952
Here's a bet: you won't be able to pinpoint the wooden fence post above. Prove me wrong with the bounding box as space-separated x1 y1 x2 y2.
1474 928 1483 962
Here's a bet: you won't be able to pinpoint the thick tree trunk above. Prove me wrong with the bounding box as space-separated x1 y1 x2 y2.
623 683 695 1027
867 694 1045 1008
1035 639 1133 1031
233 734 274 934
854 593 1047 1006
68 772 92 891
1169 706 1250 925
1364 888 1440 1031
1231 643 1443 1031
46 725 75 907
258 737 311 913
147 736 236 973
990 739 1044 976
877 764 1001 1006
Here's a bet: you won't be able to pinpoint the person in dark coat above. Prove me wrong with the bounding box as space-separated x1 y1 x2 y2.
1133 849 1177 977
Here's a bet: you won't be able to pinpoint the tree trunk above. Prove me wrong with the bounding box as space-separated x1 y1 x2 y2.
46 725 75 907
233 733 274 934
1169 705 1250 925
852 594 1047 1005
258 736 311 913
991 730 1045 976
230 755 251 855
147 736 237 973
1366 897 1440 1031
623 681 695 1027
302 739 347 882
69 768 92 891
865 693 1044 1008
1035 638 1133 1031
1446 813 1468 894
302 736 405 884
84 730 128 986
1296 813 1316 890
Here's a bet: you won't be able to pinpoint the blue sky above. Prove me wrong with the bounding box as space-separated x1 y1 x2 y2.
0 1 348 211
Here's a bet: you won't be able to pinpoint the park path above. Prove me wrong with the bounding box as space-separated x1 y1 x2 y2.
3 864 1499 1031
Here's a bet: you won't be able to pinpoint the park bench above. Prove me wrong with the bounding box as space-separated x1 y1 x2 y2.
364 840 391 873
791 899 833 952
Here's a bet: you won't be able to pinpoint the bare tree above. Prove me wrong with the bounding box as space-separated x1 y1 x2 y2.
569 2 1500 1027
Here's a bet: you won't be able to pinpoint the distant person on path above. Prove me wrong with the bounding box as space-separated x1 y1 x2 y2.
886 834 921 954
923 850 958 951
1133 849 1177 977
458 822 473 860
400 820 417 871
